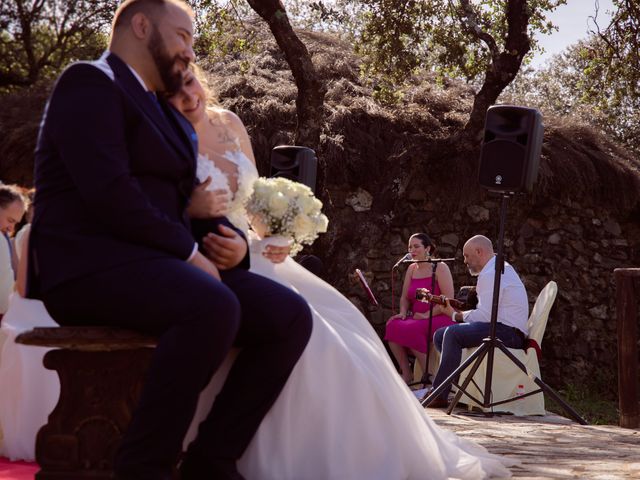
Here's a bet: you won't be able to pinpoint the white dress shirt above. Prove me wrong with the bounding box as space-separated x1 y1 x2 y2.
462 256 529 334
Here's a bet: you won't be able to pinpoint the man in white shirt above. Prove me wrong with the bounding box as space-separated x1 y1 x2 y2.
428 235 529 408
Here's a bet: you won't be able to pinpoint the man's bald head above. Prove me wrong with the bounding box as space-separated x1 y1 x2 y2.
463 235 495 276
112 0 193 33
465 235 493 254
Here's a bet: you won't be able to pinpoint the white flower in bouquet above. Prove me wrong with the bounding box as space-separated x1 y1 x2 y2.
268 192 290 217
246 177 329 256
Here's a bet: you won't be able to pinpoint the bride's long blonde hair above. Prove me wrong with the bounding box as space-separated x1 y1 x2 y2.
189 64 230 126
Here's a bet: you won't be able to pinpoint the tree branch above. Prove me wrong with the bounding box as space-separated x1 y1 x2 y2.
245 0 326 148
457 0 499 59
457 0 532 148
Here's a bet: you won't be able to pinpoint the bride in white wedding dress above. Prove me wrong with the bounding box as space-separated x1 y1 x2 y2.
172 67 513 479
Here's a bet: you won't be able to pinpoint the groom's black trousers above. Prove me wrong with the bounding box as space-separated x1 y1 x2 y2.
42 257 312 480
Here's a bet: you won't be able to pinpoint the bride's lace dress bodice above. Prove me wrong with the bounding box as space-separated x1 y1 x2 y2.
196 150 259 236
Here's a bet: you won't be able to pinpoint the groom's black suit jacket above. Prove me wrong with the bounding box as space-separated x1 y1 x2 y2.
28 52 247 297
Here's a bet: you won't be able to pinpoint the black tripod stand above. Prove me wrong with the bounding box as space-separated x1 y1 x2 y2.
421 194 587 425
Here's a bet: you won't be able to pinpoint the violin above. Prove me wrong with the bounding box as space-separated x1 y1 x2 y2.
415 288 468 310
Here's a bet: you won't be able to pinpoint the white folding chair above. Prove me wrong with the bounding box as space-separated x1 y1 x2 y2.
456 281 558 415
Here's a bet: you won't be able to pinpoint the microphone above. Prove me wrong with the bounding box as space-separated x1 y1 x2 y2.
392 253 412 269
408 257 456 263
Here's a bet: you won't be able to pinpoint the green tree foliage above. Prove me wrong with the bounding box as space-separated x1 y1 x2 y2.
588 0 639 104
286 0 367 39
0 0 115 92
503 36 640 155
347 0 564 97
305 0 565 146
580 0 639 152
503 1 640 155
189 0 259 66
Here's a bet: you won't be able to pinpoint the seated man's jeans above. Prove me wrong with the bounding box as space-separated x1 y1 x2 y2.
432 322 525 400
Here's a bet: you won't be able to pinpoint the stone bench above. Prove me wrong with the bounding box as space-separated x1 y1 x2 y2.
15 326 158 479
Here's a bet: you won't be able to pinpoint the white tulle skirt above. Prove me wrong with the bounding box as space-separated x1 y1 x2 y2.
185 251 513 479
0 293 59 461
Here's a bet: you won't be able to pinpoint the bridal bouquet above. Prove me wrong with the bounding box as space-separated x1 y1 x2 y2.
245 177 329 256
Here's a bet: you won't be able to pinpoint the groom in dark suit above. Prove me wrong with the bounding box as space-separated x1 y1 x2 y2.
28 1 312 479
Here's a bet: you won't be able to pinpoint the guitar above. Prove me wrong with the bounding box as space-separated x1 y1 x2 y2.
415 288 468 310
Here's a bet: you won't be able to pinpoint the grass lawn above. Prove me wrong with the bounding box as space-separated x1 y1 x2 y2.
545 383 620 425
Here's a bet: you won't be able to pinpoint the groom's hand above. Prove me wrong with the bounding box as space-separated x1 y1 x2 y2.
202 224 248 270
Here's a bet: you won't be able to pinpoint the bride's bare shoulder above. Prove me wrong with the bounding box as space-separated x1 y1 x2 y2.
208 107 245 130
206 106 255 163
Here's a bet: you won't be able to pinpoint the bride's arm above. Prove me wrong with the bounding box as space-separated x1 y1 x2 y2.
227 111 289 264
15 228 29 297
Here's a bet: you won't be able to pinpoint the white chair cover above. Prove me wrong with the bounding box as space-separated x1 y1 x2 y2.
456 281 558 416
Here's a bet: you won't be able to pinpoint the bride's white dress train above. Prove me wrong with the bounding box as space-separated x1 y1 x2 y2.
0 148 513 478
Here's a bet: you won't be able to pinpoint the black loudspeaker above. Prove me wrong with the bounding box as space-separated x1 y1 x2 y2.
270 146 318 193
478 105 543 193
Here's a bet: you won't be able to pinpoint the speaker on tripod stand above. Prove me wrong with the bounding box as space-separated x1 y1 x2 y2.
421 105 587 424
478 105 543 193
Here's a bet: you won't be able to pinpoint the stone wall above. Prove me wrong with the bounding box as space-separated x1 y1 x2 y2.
318 185 639 397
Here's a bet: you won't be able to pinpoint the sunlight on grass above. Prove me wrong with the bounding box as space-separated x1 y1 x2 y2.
545 383 620 425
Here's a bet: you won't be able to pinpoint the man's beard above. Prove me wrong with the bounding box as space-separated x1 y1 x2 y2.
148 25 185 94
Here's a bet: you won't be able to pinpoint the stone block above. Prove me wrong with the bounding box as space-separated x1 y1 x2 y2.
603 218 622 236
345 188 373 212
564 223 584 236
548 232 562 245
440 233 459 247
611 238 629 247
519 222 535 239
546 217 562 230
588 305 608 320
466 205 490 222
570 240 585 253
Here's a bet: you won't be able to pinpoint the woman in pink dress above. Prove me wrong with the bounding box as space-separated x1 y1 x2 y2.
385 233 456 383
